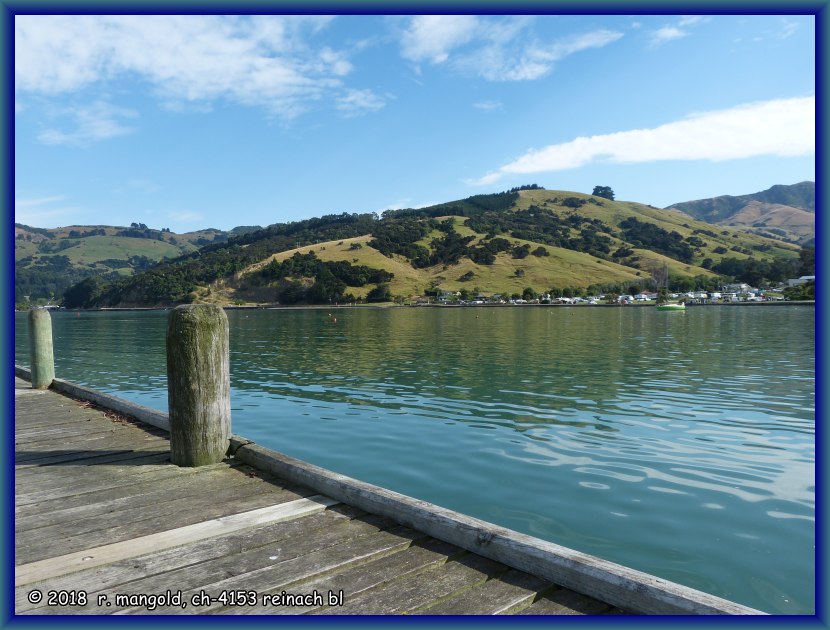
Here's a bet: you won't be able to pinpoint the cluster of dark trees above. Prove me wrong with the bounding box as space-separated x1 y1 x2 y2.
77 212 382 306
381 192 520 221
508 184 545 192
592 186 615 200
466 205 613 259
115 227 169 240
368 219 434 260
619 217 695 263
710 245 813 286
16 255 127 305
15 223 53 239
248 252 393 305
67 228 107 238
256 251 392 288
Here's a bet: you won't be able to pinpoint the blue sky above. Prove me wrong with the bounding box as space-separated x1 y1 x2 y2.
14 13 815 233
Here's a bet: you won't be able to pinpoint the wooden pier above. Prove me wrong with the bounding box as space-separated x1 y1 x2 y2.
13 373 764 616
13 306 765 616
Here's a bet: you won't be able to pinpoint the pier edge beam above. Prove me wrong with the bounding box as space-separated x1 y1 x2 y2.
166 304 231 467
28 308 55 389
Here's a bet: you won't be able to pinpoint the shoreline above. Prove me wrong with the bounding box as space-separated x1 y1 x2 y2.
16 300 816 313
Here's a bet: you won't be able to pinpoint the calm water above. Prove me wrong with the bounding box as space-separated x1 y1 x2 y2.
14 306 815 613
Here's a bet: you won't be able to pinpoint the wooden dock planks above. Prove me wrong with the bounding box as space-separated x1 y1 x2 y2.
14 378 577 615
13 375 760 615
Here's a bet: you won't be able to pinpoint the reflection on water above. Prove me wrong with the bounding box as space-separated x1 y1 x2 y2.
14 306 815 613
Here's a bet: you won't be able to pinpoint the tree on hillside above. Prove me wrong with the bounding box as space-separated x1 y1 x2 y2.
592 186 615 200
799 245 815 276
63 276 107 309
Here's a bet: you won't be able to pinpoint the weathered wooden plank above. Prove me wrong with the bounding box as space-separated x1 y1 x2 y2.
228 538 463 615
313 552 507 615
14 457 223 506
232 439 765 615
17 483 311 564
15 495 338 587
15 449 171 481
15 462 248 520
15 467 275 533
16 505 367 614
15 445 170 470
118 525 424 615
14 463 250 519
417 568 555 615
48 376 171 432
49 514 400 615
14 422 150 443
15 420 165 446
517 587 614 615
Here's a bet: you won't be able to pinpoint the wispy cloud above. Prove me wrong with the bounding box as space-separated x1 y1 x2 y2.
400 15 479 64
474 100 502 111
15 195 82 226
168 210 205 226
335 88 387 117
651 26 688 46
649 16 708 48
469 96 815 186
37 101 138 146
399 16 622 81
15 195 65 209
779 19 799 39
15 15 352 119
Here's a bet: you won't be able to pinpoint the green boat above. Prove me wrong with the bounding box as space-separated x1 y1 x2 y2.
656 263 686 311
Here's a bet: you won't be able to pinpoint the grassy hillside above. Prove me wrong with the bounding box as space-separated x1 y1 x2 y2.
180 189 800 307
46 187 806 308
14 223 228 303
665 181 815 243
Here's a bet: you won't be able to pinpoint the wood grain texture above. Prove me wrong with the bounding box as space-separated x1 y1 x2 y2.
166 305 230 466
14 372 766 616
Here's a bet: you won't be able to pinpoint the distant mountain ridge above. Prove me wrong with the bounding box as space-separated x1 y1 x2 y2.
666 181 814 243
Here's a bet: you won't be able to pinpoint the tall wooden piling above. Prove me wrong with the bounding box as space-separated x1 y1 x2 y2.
166 304 231 466
28 308 55 389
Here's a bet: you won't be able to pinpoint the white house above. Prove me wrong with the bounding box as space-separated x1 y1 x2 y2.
786 275 815 287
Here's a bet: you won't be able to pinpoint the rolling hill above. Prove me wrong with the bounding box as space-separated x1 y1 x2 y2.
666 181 815 244
59 187 804 308
14 223 232 303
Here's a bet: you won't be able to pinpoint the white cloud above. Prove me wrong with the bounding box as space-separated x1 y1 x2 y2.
400 15 479 64
168 210 205 225
474 100 502 111
469 96 815 185
37 101 138 146
678 16 705 27
14 15 351 119
15 196 82 226
335 88 386 117
399 16 622 82
649 16 709 48
463 26 623 81
651 26 688 46
780 19 799 39
15 195 65 208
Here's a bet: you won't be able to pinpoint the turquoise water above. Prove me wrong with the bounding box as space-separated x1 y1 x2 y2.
14 306 815 613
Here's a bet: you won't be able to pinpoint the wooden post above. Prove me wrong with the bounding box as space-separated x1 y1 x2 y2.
166 304 231 466
28 308 55 389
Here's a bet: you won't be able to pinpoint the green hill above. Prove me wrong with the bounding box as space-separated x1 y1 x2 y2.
14 223 229 304
63 188 805 308
666 181 815 244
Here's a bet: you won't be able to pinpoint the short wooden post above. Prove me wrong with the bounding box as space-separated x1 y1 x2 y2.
166 304 231 467
28 308 55 389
